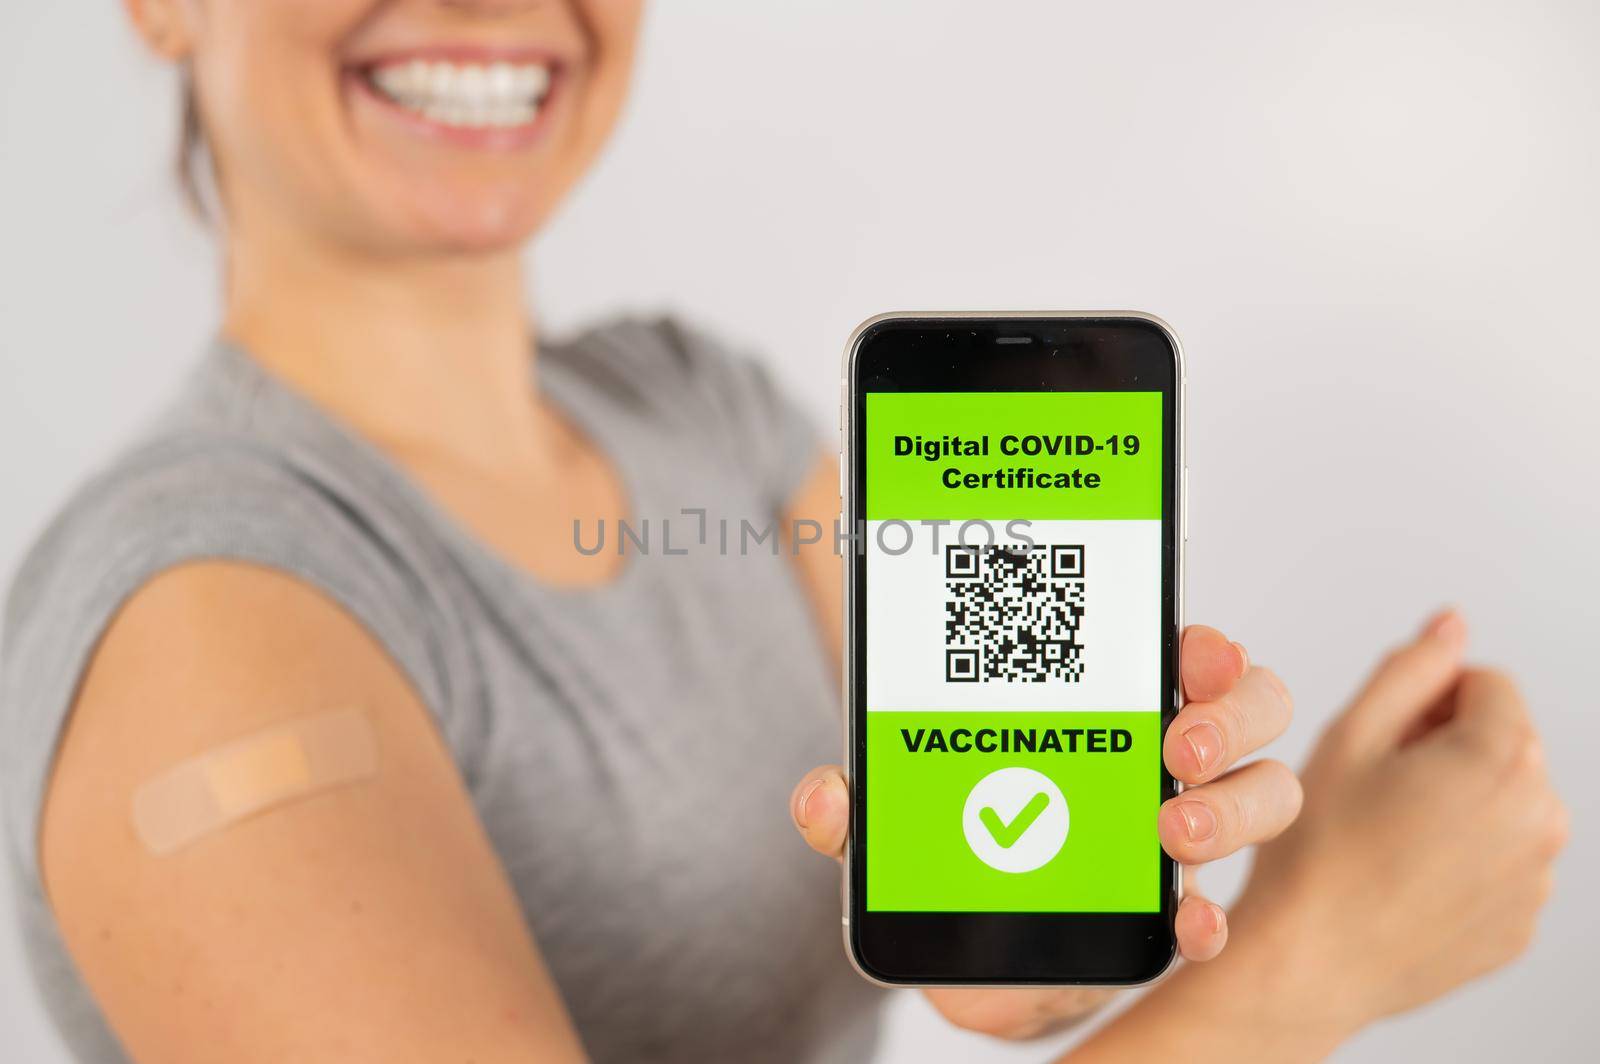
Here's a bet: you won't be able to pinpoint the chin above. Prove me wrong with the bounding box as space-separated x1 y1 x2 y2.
387 182 552 255
336 53 580 255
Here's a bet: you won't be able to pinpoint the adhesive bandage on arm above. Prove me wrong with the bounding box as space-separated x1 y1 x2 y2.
131 707 378 856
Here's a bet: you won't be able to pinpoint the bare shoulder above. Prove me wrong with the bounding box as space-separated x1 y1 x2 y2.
41 560 583 1063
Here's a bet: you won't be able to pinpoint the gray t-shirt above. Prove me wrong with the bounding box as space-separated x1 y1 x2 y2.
1 319 881 1063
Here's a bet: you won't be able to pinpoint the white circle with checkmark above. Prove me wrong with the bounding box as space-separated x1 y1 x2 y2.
962 767 1070 873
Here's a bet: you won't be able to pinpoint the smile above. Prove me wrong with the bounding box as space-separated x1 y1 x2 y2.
363 58 554 131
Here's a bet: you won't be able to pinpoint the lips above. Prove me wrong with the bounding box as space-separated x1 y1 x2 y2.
352 52 563 146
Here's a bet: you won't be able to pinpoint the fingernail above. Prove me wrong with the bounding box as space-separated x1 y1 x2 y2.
1231 641 1250 679
1178 801 1218 842
1183 721 1224 776
1208 902 1226 934
794 779 825 829
1424 609 1467 647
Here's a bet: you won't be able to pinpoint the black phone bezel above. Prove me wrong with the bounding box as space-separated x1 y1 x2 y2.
845 314 1182 986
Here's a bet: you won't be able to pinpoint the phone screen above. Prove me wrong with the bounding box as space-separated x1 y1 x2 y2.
865 390 1163 911
848 316 1180 983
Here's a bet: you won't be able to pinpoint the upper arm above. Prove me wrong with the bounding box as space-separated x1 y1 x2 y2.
40 561 586 1064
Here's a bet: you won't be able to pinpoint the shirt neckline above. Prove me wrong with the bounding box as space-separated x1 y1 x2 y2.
206 334 650 604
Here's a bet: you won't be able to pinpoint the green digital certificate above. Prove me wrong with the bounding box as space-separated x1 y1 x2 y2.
863 391 1165 913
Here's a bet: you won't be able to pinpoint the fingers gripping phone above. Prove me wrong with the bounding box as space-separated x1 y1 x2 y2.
841 312 1184 985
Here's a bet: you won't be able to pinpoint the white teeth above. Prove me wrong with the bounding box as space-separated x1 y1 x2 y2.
488 62 517 98
367 59 552 129
458 64 487 100
515 65 550 97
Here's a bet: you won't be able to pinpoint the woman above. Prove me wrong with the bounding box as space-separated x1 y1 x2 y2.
1 2 1564 1062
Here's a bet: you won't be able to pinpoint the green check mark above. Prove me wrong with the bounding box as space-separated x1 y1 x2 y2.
978 791 1051 849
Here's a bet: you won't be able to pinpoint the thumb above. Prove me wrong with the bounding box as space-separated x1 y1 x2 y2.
1335 609 1469 756
790 766 850 861
1436 667 1534 764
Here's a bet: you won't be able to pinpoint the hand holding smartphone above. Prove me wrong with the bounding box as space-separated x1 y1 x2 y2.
842 313 1184 985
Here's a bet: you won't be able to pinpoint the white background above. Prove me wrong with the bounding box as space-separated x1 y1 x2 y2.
867 521 1161 710
1 2 1596 1061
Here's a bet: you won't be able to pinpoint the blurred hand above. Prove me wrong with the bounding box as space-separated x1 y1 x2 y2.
790 625 1301 1040
1234 610 1568 1031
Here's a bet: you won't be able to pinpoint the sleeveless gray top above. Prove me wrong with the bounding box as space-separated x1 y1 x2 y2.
1 319 881 1063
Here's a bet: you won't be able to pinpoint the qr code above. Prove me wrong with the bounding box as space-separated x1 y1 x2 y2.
944 544 1086 683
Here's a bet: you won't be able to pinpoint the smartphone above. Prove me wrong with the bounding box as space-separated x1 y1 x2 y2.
841 312 1184 985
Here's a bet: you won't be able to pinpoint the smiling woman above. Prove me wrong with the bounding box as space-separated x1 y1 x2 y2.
7 1 889 1061
0 3 1568 1064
